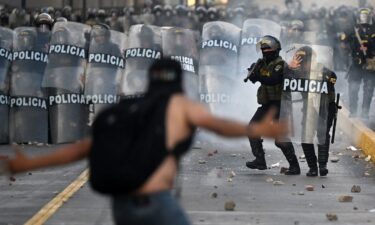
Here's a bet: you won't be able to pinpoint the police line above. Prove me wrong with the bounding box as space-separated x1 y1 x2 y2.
2 94 121 108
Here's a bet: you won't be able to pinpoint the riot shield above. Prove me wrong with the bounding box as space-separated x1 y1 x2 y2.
85 27 126 120
199 21 241 117
121 24 162 96
43 21 90 144
9 27 50 144
280 44 333 145
237 19 281 120
162 27 199 100
0 27 13 144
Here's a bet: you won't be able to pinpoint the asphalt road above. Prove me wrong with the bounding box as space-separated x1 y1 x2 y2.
0 133 375 225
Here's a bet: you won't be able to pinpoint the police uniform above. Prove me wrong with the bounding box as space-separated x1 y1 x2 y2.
298 66 337 176
246 40 300 175
347 8 375 118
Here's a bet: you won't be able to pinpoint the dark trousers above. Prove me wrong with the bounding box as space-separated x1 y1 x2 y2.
348 66 375 115
302 102 336 168
112 191 191 225
249 101 297 163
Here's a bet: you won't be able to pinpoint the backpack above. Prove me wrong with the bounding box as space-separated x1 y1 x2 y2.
88 95 170 195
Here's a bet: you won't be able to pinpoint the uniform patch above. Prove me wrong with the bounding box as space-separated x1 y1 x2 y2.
274 64 282 72
260 68 271 77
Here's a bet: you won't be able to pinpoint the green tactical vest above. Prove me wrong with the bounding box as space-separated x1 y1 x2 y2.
257 57 284 105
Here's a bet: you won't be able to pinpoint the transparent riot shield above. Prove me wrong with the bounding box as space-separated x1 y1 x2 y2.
199 21 241 117
85 27 126 122
280 44 334 145
237 19 282 120
162 27 199 100
43 21 91 144
0 27 13 144
9 27 50 144
121 24 162 97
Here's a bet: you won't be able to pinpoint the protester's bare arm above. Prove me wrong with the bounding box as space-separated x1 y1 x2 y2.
184 98 287 138
3 138 92 174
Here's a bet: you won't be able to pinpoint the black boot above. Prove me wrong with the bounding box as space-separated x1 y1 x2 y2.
318 144 329 176
246 139 267 170
302 143 318 177
246 156 267 170
277 142 300 175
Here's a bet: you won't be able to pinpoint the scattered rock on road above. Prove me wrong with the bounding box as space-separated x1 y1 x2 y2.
210 192 218 198
273 181 285 186
266 177 274 183
224 201 236 211
338 195 353 202
326 213 338 221
198 160 207 164
305 185 315 191
330 156 340 163
351 185 361 193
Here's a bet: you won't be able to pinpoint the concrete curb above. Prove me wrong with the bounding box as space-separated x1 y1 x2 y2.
337 106 375 163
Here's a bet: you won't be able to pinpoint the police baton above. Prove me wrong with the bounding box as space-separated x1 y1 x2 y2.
331 93 342 144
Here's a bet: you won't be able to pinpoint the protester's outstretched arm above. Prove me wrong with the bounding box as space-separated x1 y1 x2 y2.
3 138 92 174
185 99 287 138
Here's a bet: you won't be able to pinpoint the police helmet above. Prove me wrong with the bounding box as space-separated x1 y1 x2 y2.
92 23 111 41
34 13 54 30
55 17 68 23
357 8 373 25
196 6 207 14
175 5 188 15
257 35 281 52
153 5 163 14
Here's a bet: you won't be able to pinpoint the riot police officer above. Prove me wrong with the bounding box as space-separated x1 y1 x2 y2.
34 13 53 52
347 8 375 119
288 46 337 176
244 36 300 175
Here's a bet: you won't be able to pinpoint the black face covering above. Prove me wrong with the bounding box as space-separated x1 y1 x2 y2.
146 58 183 97
262 50 279 63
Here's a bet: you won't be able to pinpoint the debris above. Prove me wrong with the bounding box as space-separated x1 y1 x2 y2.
198 160 207 164
266 177 274 183
229 171 236 178
346 146 358 151
231 154 237 157
28 172 32 176
36 142 44 147
369 209 375 213
227 178 233 182
213 150 218 154
292 184 296 186
9 176 16 182
353 154 360 159
353 206 358 210
351 185 361 193
298 191 305 196
207 152 214 157
326 213 338 221
330 157 340 163
322 184 326 189
273 181 285 186
364 172 371 176
224 201 236 211
338 195 353 202
271 162 280 168
280 167 288 174
210 192 218 198
299 155 306 159
305 185 315 191
308 203 313 207
214 185 218 189
365 155 372 162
